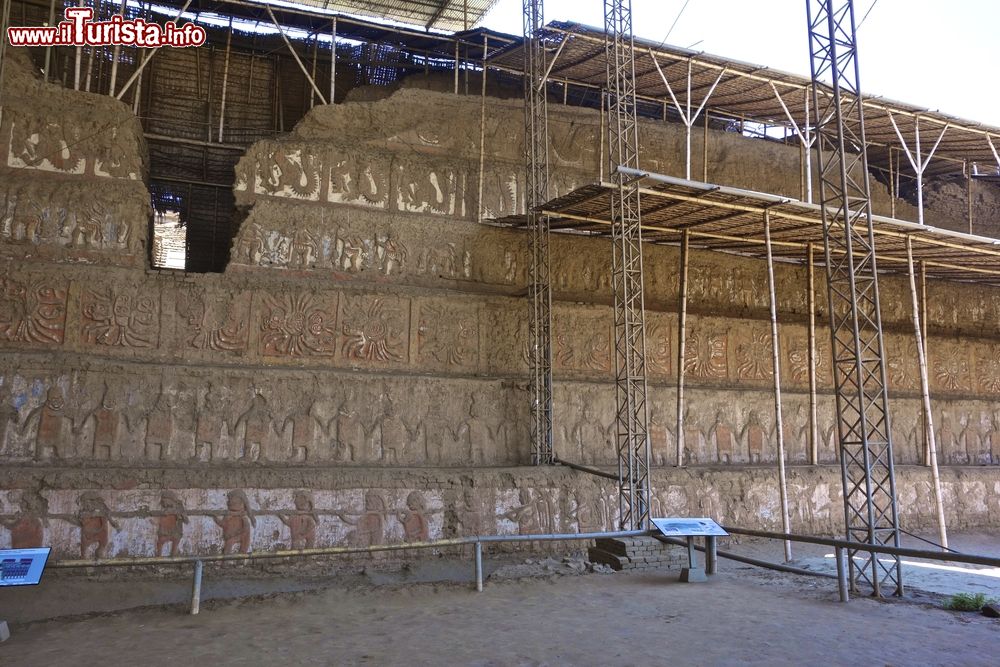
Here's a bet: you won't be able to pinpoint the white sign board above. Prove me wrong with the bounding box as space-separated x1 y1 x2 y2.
652 517 728 538
0 548 51 587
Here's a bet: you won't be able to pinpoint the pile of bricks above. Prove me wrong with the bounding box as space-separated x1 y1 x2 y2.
588 536 686 572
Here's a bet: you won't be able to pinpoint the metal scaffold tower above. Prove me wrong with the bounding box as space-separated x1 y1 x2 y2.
524 0 554 465
605 0 650 530
806 0 902 596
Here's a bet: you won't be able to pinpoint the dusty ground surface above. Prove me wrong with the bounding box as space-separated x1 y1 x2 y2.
2 532 998 666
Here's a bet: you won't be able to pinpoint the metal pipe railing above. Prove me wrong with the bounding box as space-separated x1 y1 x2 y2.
723 526 1000 569
553 457 620 480
49 529 653 614
45 524 1000 614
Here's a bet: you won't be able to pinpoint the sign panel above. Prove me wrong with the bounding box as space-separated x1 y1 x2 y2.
0 548 51 587
652 517 728 538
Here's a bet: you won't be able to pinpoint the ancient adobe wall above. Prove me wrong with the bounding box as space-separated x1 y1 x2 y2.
1 54 1000 559
1 466 997 559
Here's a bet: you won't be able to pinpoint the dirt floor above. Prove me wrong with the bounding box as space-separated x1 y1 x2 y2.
2 533 998 666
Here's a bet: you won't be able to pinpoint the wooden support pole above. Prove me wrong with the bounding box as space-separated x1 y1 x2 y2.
906 236 948 550
807 243 819 465
454 40 460 95
764 211 792 562
676 230 690 468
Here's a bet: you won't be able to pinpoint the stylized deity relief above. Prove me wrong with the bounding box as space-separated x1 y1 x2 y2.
176 288 250 353
417 302 479 367
339 296 407 363
81 287 158 348
683 327 728 379
933 346 971 392
0 275 67 344
977 347 1000 394
259 292 338 357
735 328 773 381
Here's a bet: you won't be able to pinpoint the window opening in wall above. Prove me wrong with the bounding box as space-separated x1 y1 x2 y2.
151 208 186 270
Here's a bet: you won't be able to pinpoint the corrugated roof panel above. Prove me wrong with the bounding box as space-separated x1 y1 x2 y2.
255 0 500 32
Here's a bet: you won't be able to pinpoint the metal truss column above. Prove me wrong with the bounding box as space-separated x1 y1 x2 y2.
605 0 650 530
524 0 554 465
806 0 902 596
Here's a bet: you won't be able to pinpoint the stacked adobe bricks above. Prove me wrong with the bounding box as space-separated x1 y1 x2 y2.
588 536 686 571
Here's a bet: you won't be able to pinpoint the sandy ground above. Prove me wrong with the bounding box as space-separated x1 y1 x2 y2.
1 533 998 665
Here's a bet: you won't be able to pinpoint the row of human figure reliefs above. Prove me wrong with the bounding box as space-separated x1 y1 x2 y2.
0 369 530 466
0 484 623 558
0 172 150 264
3 465 996 558
552 384 1000 467
3 265 1000 396
2 362 996 467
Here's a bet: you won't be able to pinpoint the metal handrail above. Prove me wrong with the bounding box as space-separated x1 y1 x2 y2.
723 526 1000 569
42 524 1000 614
47 529 654 614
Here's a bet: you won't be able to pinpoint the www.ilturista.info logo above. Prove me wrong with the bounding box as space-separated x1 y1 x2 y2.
7 8 207 48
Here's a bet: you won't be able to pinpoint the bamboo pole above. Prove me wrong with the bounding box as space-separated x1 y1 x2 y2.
309 34 318 108
703 110 709 182
906 236 948 550
476 34 488 224
920 260 930 465
330 17 337 104
108 0 128 94
599 90 606 182
266 6 328 106
73 0 84 90
807 243 819 465
966 160 974 234
42 0 57 82
116 0 193 99
764 211 792 562
217 19 232 143
676 230 690 467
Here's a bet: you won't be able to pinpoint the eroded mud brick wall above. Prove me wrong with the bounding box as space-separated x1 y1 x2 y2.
2 50 1000 559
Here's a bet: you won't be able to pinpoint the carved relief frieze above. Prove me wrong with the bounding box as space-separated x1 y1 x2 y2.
683 320 728 380
553 309 611 375
80 286 159 349
734 325 773 382
258 291 338 358
932 344 972 392
0 274 67 345
175 287 251 354
338 294 408 364
416 301 479 369
328 151 391 209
